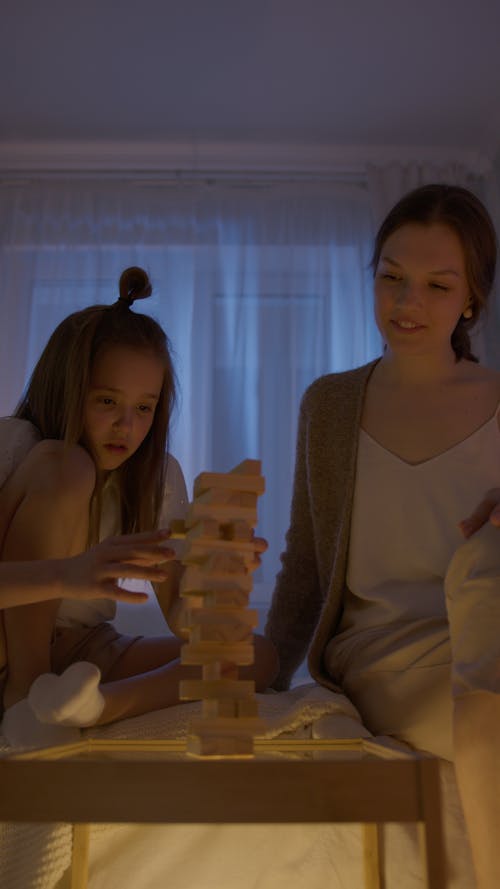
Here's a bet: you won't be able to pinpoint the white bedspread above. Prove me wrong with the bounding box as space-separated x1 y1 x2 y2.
0 684 475 889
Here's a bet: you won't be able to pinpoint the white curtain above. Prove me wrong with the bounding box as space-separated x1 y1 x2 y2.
366 161 475 228
0 178 381 600
1 167 498 599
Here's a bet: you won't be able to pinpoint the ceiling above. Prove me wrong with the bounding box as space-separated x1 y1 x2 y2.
2 0 500 172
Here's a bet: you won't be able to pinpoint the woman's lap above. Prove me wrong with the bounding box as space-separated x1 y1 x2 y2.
329 624 454 758
341 660 453 759
445 521 500 697
326 522 500 760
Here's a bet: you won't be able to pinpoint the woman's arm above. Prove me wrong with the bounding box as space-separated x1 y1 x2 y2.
265 390 323 690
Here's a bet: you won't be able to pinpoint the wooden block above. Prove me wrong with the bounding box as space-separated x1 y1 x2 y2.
180 594 204 611
199 663 239 681
185 518 220 541
169 518 187 538
196 488 260 510
193 488 260 513
190 623 253 644
237 698 260 718
182 539 256 568
181 641 254 666
187 519 254 543
189 608 258 628
179 679 255 700
189 716 265 736
170 516 257 544
181 587 249 612
186 733 254 757
202 551 249 574
194 471 265 498
179 557 253 595
184 528 255 550
202 663 222 680
204 589 251 608
180 586 251 611
202 699 238 718
188 500 258 527
220 520 254 542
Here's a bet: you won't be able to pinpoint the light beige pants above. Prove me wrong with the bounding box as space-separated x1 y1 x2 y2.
445 521 500 699
326 523 500 761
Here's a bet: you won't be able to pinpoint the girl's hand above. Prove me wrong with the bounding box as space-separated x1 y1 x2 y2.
459 489 500 538
251 535 268 569
60 529 175 602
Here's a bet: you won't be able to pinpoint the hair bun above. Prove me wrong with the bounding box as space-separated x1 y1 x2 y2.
118 267 152 306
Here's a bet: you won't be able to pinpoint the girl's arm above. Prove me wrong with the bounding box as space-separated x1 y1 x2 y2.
0 530 174 609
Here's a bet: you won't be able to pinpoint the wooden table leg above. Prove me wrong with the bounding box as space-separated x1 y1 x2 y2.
363 823 384 889
418 759 447 889
71 824 90 889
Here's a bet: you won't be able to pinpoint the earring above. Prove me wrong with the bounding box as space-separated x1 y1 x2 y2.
462 307 473 319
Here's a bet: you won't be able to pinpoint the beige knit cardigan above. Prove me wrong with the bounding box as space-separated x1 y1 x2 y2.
265 359 380 691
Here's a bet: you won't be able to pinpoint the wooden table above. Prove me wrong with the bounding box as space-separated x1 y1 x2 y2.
0 736 445 889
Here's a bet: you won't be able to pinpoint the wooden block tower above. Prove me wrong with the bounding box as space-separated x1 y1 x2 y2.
176 459 266 757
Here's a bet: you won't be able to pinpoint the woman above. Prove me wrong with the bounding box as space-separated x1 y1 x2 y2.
266 184 500 888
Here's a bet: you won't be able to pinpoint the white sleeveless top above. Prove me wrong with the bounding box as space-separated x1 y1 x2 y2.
338 404 500 635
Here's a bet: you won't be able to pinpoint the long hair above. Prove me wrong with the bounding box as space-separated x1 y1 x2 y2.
15 267 177 538
371 184 497 362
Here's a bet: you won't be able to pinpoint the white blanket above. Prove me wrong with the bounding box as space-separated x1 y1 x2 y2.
0 684 474 889
87 681 370 743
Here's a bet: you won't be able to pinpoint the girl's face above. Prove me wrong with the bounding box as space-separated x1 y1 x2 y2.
83 345 164 471
374 222 472 361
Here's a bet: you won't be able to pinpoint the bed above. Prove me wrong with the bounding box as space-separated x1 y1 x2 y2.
0 598 476 889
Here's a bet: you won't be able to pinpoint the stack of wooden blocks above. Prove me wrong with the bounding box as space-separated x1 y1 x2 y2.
176 459 266 757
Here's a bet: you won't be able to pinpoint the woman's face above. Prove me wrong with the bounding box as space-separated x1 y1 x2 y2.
83 344 164 471
373 222 472 361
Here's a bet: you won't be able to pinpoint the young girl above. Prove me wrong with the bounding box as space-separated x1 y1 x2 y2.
265 185 500 889
1 266 277 744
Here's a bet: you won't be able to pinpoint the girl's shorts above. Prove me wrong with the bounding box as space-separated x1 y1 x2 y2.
51 622 143 680
0 624 142 721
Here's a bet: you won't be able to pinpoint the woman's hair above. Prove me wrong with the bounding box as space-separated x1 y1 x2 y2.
15 267 177 537
371 184 498 362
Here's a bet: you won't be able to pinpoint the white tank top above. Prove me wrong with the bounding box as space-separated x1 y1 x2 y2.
339 405 500 633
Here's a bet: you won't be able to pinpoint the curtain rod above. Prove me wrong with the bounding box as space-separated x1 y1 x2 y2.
0 168 367 187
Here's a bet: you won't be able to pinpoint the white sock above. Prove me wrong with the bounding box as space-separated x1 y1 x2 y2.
28 662 105 727
2 698 80 748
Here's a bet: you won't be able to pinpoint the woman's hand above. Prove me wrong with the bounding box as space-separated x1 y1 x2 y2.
459 489 500 538
60 529 175 602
